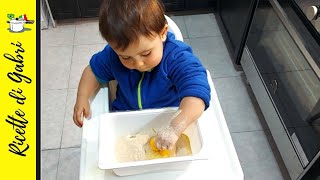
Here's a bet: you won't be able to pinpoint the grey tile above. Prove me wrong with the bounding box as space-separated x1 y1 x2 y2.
214 76 264 132
57 147 81 180
189 36 242 78
68 62 87 89
184 13 222 38
231 131 275 164
242 160 284 180
41 119 64 150
69 44 106 89
41 21 76 46
41 149 60 180
41 89 67 149
42 89 68 122
74 19 106 45
42 45 73 90
169 15 188 38
61 89 82 148
72 44 106 63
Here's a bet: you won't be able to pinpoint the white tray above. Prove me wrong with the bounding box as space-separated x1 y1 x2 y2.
79 71 244 180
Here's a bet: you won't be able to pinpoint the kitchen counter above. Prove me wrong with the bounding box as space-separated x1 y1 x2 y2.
79 71 243 180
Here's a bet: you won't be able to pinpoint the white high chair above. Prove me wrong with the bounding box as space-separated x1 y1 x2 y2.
80 63 244 180
79 15 243 180
107 15 184 107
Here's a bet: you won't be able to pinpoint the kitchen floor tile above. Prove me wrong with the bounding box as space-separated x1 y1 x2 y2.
214 76 265 132
41 149 60 180
69 44 106 89
68 61 88 89
242 160 285 180
72 44 106 63
190 36 242 78
41 89 68 122
41 45 73 90
41 119 64 150
61 89 82 148
41 89 67 150
41 20 76 46
169 15 189 38
231 131 277 165
57 147 81 180
74 19 105 45
184 13 222 38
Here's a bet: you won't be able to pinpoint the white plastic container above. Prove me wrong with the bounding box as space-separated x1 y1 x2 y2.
98 108 208 176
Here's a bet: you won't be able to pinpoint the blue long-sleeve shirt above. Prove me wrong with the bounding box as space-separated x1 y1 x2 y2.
90 32 211 111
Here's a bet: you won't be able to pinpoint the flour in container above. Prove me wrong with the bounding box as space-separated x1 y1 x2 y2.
115 129 192 163
115 134 151 163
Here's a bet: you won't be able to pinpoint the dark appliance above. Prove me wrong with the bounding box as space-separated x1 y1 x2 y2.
240 0 320 179
216 0 258 64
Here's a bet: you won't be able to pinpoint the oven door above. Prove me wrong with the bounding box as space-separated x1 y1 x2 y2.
244 0 320 175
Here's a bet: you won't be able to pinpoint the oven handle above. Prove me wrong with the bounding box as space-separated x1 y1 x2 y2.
270 79 278 95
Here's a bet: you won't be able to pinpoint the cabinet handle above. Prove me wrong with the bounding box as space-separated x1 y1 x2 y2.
270 79 278 94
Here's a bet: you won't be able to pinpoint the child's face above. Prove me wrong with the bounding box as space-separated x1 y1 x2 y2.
112 26 168 72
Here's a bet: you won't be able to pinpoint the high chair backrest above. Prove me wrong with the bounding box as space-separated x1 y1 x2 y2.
108 15 184 105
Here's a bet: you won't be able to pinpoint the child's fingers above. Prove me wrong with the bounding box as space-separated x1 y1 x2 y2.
73 107 83 127
83 106 90 119
73 112 80 127
73 113 80 127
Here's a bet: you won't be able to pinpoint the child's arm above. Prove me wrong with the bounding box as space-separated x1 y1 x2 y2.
73 65 100 127
155 96 205 150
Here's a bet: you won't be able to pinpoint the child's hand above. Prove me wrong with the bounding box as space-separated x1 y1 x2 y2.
155 125 180 150
73 96 90 128
155 110 184 150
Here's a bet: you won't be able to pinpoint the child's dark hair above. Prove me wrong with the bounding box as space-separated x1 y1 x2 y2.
99 0 167 50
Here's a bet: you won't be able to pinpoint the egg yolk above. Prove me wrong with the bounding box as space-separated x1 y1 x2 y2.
149 136 175 158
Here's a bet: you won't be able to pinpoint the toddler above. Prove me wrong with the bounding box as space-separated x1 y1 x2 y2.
73 0 211 150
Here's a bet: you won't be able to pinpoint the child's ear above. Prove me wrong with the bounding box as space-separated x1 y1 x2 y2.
160 24 168 42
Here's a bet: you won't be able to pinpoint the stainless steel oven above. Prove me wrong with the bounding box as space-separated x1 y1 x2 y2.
240 0 320 179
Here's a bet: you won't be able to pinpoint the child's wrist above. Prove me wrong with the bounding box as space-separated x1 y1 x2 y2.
169 121 185 137
76 93 90 101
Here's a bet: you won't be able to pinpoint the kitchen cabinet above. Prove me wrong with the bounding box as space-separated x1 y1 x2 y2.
47 0 80 19
162 0 185 11
47 0 101 19
185 0 215 10
48 0 215 20
78 0 102 18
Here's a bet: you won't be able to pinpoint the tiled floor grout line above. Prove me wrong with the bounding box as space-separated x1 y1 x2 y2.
42 146 80 152
230 129 266 134
54 29 77 180
55 145 61 180
58 47 75 143
41 148 61 151
42 88 70 92
212 74 244 80
56 29 77 161
182 16 189 39
187 34 225 39
44 42 108 47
